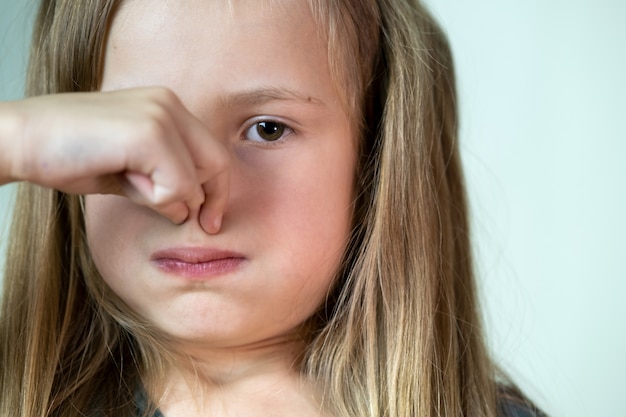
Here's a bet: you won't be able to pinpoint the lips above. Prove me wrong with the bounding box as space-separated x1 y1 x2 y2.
150 247 245 279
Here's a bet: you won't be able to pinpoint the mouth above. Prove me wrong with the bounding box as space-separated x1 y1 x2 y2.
150 247 246 280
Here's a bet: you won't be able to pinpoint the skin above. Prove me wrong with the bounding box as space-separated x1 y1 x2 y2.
0 85 229 233
82 0 356 415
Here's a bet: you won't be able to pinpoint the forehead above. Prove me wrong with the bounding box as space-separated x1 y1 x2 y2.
102 0 340 108
107 0 313 52
112 0 311 36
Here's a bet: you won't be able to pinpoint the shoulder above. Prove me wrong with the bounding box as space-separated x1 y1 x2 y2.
497 386 548 417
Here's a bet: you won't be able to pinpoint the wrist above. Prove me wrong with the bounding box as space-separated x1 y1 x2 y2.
0 101 22 184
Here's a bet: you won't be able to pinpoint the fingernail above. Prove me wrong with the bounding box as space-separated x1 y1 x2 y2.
210 214 222 234
200 213 221 234
153 184 172 203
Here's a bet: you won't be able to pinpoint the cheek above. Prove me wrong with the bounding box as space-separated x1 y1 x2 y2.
232 139 356 275
83 195 152 284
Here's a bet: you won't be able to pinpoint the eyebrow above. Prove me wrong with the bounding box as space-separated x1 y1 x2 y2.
216 86 326 109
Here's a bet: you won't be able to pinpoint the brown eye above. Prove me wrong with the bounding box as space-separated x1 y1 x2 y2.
245 121 290 142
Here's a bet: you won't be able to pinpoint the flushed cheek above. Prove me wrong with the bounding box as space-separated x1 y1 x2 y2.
233 148 353 244
251 167 352 283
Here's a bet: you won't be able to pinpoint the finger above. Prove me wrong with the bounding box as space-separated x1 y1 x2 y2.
123 171 190 224
164 94 230 176
152 200 191 225
164 98 231 234
124 171 154 199
199 169 230 234
123 115 204 209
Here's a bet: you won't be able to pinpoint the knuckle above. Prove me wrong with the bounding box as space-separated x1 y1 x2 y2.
144 99 171 124
147 87 179 107
138 114 170 143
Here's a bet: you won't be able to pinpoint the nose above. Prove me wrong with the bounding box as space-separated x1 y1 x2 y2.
183 147 231 235
201 168 230 234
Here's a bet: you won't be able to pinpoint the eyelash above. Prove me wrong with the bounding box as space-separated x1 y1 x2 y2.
241 118 295 145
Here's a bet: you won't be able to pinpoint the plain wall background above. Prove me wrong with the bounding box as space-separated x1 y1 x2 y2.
0 0 34 277
1 1 625 416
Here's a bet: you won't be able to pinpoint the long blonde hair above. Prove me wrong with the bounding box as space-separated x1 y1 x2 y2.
0 0 498 416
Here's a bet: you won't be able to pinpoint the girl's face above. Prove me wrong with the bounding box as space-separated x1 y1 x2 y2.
85 0 356 352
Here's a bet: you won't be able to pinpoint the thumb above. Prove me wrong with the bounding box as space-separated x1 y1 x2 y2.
198 169 229 234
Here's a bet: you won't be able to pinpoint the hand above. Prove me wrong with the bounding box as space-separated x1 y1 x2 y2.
0 87 229 234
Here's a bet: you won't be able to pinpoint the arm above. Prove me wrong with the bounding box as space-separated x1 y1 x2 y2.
0 88 228 233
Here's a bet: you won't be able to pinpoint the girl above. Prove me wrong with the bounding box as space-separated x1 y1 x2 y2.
0 0 544 416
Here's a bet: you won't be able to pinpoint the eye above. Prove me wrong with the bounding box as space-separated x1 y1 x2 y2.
243 120 293 143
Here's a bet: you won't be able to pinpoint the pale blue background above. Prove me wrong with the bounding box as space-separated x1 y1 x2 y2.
1 1 625 416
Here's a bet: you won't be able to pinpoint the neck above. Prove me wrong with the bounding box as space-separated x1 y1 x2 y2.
149 336 327 416
168 335 305 386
